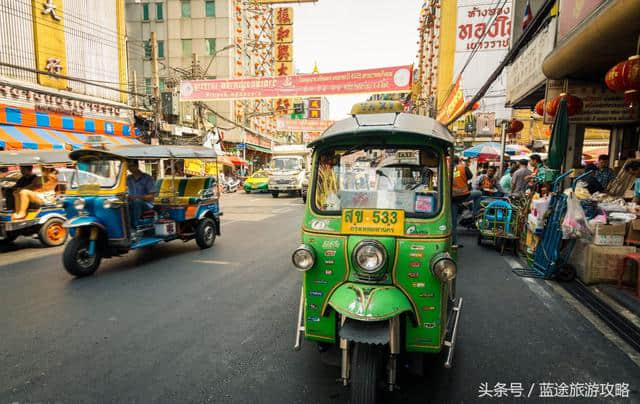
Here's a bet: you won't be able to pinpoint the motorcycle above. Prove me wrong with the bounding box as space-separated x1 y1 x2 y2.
223 177 240 193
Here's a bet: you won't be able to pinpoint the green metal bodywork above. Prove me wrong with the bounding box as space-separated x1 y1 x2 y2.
300 129 455 353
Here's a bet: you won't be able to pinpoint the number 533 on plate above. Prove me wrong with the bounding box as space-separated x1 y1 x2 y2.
341 209 405 236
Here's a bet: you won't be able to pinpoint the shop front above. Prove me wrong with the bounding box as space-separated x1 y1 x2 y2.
0 82 139 150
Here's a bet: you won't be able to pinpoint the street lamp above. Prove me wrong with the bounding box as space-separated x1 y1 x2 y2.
202 44 236 79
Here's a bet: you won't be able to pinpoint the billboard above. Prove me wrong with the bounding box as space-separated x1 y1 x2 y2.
276 118 333 132
453 0 512 120
180 65 413 101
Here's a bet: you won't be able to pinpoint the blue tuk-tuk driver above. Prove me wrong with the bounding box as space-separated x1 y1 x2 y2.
126 160 155 228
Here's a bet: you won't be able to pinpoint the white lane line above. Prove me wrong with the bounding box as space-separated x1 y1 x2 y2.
504 257 556 310
272 207 292 213
192 260 236 265
503 255 640 367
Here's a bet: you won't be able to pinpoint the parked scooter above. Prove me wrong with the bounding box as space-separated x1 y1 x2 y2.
223 177 240 193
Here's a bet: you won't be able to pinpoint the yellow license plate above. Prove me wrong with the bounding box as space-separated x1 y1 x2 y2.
341 209 405 236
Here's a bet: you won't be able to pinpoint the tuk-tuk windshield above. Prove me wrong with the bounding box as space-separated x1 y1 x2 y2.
314 146 441 217
69 158 122 188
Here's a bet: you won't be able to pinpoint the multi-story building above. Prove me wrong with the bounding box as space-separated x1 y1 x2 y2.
125 0 234 132
0 0 138 150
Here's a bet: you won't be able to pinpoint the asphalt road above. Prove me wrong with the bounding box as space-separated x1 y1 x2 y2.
1 192 639 403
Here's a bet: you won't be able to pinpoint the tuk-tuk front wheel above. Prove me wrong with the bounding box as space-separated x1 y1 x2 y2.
63 237 101 277
196 218 216 249
350 343 382 404
39 218 68 247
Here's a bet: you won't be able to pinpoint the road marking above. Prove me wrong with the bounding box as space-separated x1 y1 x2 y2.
272 207 292 213
192 260 235 265
503 255 640 368
547 281 640 368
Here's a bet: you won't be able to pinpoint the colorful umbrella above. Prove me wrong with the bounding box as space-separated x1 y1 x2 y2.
505 144 531 155
462 142 503 159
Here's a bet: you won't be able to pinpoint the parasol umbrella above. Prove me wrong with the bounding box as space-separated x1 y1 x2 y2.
462 142 503 159
505 144 531 155
547 99 568 170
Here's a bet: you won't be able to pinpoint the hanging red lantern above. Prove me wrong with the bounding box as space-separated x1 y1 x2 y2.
506 119 524 133
546 93 583 116
534 99 546 116
605 55 640 92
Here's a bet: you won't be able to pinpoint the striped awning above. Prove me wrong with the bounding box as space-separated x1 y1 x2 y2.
0 124 140 150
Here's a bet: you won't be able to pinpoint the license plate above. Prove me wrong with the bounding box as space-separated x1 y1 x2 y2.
277 180 289 184
341 209 405 237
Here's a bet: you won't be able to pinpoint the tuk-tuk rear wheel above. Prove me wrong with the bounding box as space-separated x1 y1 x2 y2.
63 237 101 277
196 218 216 249
39 218 68 247
350 343 382 404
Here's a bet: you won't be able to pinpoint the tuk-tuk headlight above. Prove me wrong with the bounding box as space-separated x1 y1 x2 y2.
431 253 457 282
73 198 85 211
354 240 386 274
292 244 315 271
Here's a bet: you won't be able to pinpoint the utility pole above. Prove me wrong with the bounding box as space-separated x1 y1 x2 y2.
132 70 138 108
191 53 201 130
150 31 161 144
498 120 508 178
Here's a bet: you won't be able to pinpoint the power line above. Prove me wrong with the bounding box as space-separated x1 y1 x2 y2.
435 0 508 109
445 0 557 126
0 61 148 98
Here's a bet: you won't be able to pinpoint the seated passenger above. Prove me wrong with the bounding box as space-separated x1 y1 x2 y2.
12 166 57 220
126 160 155 228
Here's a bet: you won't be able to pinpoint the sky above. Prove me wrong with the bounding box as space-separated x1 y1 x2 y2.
288 1 420 120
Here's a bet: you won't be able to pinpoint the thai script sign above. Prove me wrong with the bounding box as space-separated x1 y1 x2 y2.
0 84 125 118
457 2 512 52
506 18 556 105
180 65 413 101
545 79 637 125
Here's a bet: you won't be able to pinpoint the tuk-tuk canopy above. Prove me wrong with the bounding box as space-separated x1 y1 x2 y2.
0 149 72 166
309 112 454 148
69 145 218 161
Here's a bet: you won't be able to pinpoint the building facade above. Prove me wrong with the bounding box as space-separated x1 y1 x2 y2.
125 0 235 130
0 0 137 150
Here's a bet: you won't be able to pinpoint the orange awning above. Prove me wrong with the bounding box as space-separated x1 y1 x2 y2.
228 156 248 166
0 124 141 150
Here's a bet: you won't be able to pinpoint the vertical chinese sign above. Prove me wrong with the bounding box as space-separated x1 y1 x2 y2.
273 7 293 116
32 0 68 89
308 98 321 119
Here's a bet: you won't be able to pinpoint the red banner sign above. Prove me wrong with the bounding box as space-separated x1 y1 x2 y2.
276 118 334 132
179 65 413 101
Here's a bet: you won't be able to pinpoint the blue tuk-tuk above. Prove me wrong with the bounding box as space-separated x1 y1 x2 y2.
0 150 70 247
62 144 221 277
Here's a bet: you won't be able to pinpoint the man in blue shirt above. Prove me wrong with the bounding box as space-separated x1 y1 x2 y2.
126 160 155 228
595 154 615 190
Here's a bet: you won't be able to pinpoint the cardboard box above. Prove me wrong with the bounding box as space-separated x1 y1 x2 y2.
570 241 636 285
592 223 626 246
626 219 640 245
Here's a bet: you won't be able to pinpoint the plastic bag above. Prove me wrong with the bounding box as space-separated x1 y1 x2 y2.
561 191 592 239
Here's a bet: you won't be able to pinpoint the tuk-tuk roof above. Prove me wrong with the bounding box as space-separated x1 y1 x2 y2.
308 113 454 148
0 149 72 166
69 145 218 161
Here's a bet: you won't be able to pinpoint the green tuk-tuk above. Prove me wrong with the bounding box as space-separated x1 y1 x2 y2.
292 101 463 403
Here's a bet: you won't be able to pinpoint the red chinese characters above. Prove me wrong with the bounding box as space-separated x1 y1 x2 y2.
275 8 292 25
